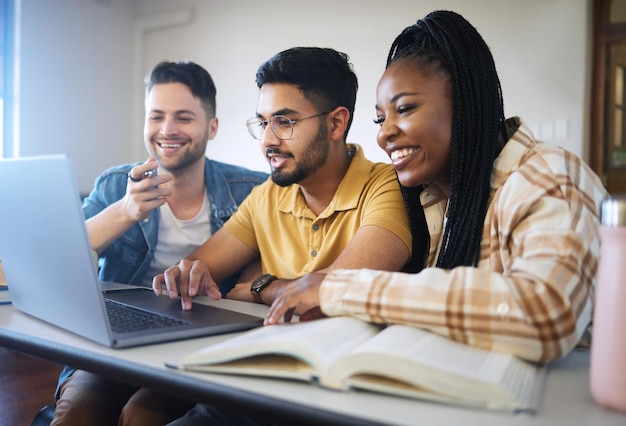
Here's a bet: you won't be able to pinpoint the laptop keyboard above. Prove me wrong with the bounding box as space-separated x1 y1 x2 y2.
105 298 190 333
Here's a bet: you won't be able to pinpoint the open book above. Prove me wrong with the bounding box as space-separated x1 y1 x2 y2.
167 317 545 412
0 260 7 287
0 260 10 305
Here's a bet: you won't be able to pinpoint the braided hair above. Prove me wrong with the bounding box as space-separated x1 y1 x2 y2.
389 11 507 272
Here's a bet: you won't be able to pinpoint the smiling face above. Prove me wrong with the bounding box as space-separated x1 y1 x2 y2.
375 59 453 194
144 82 217 172
256 83 330 187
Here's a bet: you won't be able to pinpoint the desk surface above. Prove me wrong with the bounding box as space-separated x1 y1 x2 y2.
1 296 625 426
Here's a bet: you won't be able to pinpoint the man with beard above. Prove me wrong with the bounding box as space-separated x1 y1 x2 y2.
152 47 413 426
51 61 268 426
154 47 412 313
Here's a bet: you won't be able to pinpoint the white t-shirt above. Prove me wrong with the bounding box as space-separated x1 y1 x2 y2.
142 192 211 285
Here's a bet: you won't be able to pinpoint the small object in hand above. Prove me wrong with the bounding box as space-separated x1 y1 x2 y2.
128 169 157 182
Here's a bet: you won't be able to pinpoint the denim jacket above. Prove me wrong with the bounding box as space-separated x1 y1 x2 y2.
83 157 268 292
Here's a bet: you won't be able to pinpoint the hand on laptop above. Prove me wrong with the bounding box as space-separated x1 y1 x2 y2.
152 259 222 310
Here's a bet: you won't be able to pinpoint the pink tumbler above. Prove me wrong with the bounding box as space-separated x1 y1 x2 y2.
590 195 626 413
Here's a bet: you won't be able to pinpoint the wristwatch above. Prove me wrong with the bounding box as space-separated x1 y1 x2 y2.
250 274 277 303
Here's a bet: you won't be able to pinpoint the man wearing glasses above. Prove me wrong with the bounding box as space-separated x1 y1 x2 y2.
153 47 412 318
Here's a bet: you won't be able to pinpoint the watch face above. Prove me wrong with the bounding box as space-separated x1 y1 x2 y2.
252 274 275 292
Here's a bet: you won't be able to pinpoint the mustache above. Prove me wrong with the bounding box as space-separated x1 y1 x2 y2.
266 148 291 157
156 135 188 143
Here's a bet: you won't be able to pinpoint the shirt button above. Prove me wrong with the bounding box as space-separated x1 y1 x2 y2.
311 250 318 257
496 302 510 315
312 224 319 231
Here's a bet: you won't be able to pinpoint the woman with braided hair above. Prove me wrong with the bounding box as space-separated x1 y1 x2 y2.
267 10 607 364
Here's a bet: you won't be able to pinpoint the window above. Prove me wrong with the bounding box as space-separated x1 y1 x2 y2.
0 0 5 156
1 0 16 158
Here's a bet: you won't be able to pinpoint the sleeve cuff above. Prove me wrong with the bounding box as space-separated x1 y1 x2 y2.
319 269 359 316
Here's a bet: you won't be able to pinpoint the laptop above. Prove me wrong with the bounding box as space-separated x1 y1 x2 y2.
0 154 263 348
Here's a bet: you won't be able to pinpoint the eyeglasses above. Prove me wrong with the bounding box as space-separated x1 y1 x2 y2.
245 111 330 140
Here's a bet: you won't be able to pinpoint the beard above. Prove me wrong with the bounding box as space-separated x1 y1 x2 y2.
271 123 329 187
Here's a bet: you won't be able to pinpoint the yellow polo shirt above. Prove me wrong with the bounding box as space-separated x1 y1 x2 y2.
223 144 412 279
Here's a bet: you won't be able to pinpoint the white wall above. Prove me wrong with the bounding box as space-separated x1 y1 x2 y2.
16 0 591 194
18 0 135 194
133 0 590 172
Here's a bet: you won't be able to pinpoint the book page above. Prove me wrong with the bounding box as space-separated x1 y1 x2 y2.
326 325 542 411
0 260 7 287
170 317 381 383
176 354 320 382
0 261 9 305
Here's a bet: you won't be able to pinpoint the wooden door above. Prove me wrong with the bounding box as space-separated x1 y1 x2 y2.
591 0 626 194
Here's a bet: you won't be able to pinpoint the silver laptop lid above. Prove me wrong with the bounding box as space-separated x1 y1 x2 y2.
0 155 113 345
